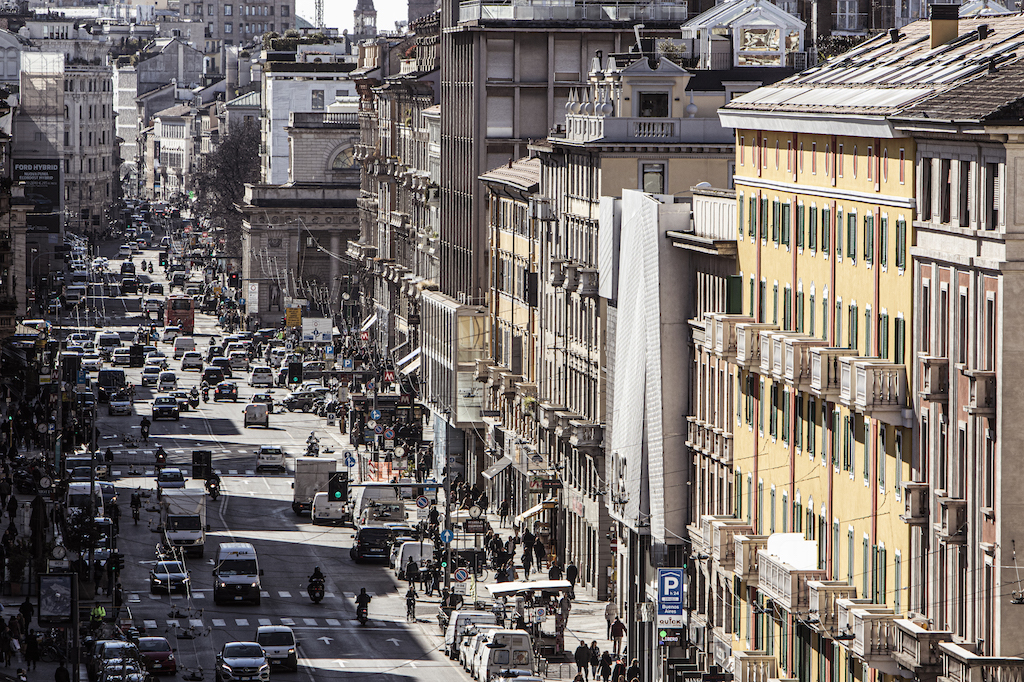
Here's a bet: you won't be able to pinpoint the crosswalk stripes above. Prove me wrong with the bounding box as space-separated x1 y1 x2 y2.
281 617 295 626
235 618 248 626
302 618 317 626
212 619 226 627
144 620 158 630
258 618 272 626
193 592 205 599
278 591 291 598
326 619 340 626
190 619 204 628
154 615 394 630
260 591 270 598
325 592 335 599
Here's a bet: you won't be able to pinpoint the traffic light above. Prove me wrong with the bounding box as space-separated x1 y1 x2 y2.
287 361 302 384
228 272 240 288
328 472 349 501
108 552 125 572
159 252 168 267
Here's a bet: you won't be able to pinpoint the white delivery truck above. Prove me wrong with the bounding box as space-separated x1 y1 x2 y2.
160 490 207 557
292 457 336 515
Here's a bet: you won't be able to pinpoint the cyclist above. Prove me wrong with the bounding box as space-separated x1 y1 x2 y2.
405 586 418 622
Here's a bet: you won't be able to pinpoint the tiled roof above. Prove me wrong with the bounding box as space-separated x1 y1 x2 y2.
154 104 192 118
225 90 260 108
723 15 1024 119
480 157 541 192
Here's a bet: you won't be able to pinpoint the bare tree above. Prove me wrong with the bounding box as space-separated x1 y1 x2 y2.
193 118 260 254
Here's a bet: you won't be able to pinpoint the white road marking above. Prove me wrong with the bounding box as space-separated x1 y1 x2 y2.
281 617 295 626
260 591 270 597
190 619 204 628
258 618 272 626
303 618 317 626
193 592 205 599
326 619 340 626
228 469 238 475
245 470 255 476
235 618 249 626
143 620 158 630
167 620 180 627
278 591 291 598
212 619 226 627
324 592 335 599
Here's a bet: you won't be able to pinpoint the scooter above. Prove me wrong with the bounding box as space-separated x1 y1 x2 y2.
308 579 325 604
357 605 368 625
188 395 199 409
148 263 153 273
206 478 220 501
202 387 210 402
306 433 320 457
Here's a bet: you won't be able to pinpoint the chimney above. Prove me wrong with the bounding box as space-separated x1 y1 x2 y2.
930 3 959 49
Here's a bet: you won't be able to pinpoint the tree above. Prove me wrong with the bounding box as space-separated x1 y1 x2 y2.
193 118 261 254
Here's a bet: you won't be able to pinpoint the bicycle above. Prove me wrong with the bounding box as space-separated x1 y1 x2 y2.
406 599 416 622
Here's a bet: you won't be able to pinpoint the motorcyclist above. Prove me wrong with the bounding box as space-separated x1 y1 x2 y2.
206 470 221 490
355 588 372 612
154 444 166 464
190 386 199 400
309 567 325 584
139 416 151 442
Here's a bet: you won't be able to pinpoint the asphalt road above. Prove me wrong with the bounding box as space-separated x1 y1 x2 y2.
80 245 460 682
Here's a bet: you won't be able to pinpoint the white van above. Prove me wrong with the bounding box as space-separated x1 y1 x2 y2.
476 630 534 682
351 485 401 525
461 626 502 672
172 337 196 359
66 482 104 517
213 542 262 605
393 541 432 578
243 403 269 428
444 610 500 659
65 285 87 306
311 492 346 525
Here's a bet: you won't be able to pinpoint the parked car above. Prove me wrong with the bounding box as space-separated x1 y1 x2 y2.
283 390 320 412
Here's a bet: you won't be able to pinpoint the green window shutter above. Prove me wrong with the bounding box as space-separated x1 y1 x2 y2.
863 419 870 481
761 198 769 240
848 213 857 262
782 389 789 443
822 209 831 253
807 397 816 455
797 204 805 249
739 197 745 240
784 287 792 330
773 200 781 243
782 202 791 246
770 384 778 437
843 415 851 470
773 284 779 324
865 214 874 264
759 280 766 323
879 313 889 359
749 197 757 237
727 274 743 314
865 307 872 356
836 209 843 258
863 538 870 598
896 218 906 268
810 294 816 337
808 207 817 251
794 395 803 449
895 317 905 364
796 291 804 332
850 304 858 350
759 379 765 435
880 216 888 267
749 277 755 317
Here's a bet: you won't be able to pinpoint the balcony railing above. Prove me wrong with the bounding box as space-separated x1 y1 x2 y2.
699 514 737 556
733 651 778 682
711 519 752 566
938 642 1024 682
289 112 360 128
964 369 996 417
900 482 929 525
713 430 733 466
737 323 778 369
569 421 603 448
835 598 890 637
936 495 967 544
808 580 857 635
734 535 769 583
459 0 689 24
715 315 754 360
810 347 859 400
784 336 829 391
758 550 828 615
760 331 787 378
850 360 909 427
893 618 952 675
850 607 898 663
919 356 949 403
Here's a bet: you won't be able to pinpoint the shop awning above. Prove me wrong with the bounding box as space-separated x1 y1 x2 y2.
400 357 421 375
397 346 420 367
360 314 378 332
482 456 513 479
485 580 572 597
514 498 557 525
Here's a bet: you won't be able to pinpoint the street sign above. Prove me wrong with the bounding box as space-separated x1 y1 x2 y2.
416 496 430 509
360 331 369 341
453 568 469 582
286 307 302 327
452 582 467 595
342 358 354 371
417 508 429 519
326 413 336 425
374 425 384 434
370 409 382 421
344 455 356 468
439 529 454 544
657 568 686 628
367 420 377 429
384 439 395 450
383 370 395 382
465 519 487 534
383 428 395 440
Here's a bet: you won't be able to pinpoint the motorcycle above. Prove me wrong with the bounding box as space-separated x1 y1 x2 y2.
308 579 325 604
206 478 220 500
148 263 153 273
131 504 140 524
202 387 210 402
306 433 320 458
155 447 166 465
188 395 199 409
357 605 368 625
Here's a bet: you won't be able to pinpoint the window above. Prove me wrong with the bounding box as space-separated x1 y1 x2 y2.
224 22 232 32
837 144 844 178
796 203 805 249
770 486 777 532
807 397 816 456
795 395 803 449
761 198 769 240
757 480 764 533
637 92 668 117
847 527 854 582
939 287 948 357
809 292 816 338
749 276 755 317
821 208 831 255
759 379 765 436
783 286 792 330
863 418 871 482
895 316 906 365
879 216 888 268
759 279 766 322
864 214 874 265
899 148 905 184
959 161 970 227
773 283 779 325
749 196 756 238
740 136 745 165
836 208 843 259
796 290 804 332
782 202 791 247
782 491 789 530
895 432 903 499
894 552 902 613
847 211 857 263
879 312 889 359
775 140 780 170
311 90 324 110
864 306 872 356
642 163 664 194
940 159 952 223
282 4 290 16
782 388 790 444
849 303 858 350
853 146 858 178
812 141 817 174
825 144 830 176
878 426 887 491
984 431 995 508
863 536 871 598
772 200 780 243
224 3 232 14
787 140 792 172
809 204 817 251
986 162 1001 229
895 218 907 269
799 142 804 172
867 146 873 180
770 383 778 438
208 3 214 15
984 295 996 370
843 414 852 471
833 521 841 578
959 292 969 364
836 298 843 347
822 293 829 342
831 407 840 468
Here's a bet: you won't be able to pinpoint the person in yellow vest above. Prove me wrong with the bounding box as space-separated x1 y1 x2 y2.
89 604 105 634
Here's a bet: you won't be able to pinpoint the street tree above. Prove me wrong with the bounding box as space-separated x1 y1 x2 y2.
193 118 260 254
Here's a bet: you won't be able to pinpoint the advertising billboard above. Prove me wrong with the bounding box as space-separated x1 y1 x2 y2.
14 159 60 232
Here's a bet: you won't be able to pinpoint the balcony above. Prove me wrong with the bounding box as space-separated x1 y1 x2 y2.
711 519 752 566
289 112 360 129
537 402 565 429
562 113 732 145
900 482 929 525
892 618 952 676
459 0 689 23
548 258 566 287
569 421 603 449
700 515 738 557
919 356 949 403
808 580 857 635
936 495 967 544
576 268 598 297
734 535 769 583
702 312 719 352
850 360 910 427
810 347 860 400
733 651 778 682
964 369 996 417
487 364 507 387
736 323 778 370
713 429 733 466
835 598 890 638
561 262 580 291
475 358 495 382
500 373 524 394
554 411 577 439
714 315 754 360
850 607 899 669
760 331 788 379
937 642 1024 682
758 545 828 615
784 336 829 391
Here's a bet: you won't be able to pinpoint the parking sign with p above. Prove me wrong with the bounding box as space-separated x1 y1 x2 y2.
657 568 686 628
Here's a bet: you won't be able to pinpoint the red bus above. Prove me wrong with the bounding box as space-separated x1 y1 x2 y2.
165 295 195 333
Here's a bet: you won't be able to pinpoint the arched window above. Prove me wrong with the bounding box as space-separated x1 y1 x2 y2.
332 147 356 170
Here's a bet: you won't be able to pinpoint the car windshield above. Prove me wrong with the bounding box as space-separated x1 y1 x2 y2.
155 398 176 405
218 559 257 576
261 447 283 455
104 644 138 659
224 644 263 658
137 640 171 653
257 632 293 646
155 562 185 574
168 516 201 530
159 472 184 482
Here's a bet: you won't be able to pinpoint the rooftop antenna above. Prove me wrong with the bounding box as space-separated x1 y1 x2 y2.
315 0 324 29
633 23 645 53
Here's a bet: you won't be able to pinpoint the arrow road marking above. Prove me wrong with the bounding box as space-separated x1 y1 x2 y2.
318 636 333 645
386 638 401 646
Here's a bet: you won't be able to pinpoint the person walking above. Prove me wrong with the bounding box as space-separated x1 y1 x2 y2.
574 641 592 681
17 600 31 628
610 617 626 656
23 631 37 671
626 658 641 682
605 601 618 639
521 546 533 577
600 651 613 682
405 558 420 586
534 536 546 569
549 562 564 580
566 562 579 599
589 641 600 680
499 499 510 528
54 661 70 682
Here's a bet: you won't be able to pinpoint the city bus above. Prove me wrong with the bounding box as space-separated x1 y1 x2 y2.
164 294 195 334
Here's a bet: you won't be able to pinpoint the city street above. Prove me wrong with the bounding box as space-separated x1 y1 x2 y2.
78 248 461 682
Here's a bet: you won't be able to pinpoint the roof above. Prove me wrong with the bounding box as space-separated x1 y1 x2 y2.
225 90 260 108
683 0 805 32
721 15 1024 124
154 104 192 118
479 157 541 192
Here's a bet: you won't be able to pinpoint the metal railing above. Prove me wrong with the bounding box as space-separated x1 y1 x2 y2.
459 0 687 22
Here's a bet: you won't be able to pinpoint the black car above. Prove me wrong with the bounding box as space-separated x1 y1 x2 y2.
214 381 238 402
282 391 319 412
152 396 180 421
350 527 392 563
211 357 233 378
201 366 225 385
149 560 190 593
121 277 138 295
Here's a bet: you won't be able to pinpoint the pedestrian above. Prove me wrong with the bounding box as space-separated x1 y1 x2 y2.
549 562 563 580
600 651 613 682
23 631 36 671
405 558 420 586
522 527 535 552
605 601 618 638
54 661 70 682
89 603 106 635
626 658 641 682
560 593 572 617
521 548 533 577
477 492 488 513
499 499 510 528
566 562 579 599
590 641 600 679
419 562 431 594
17 600 31 627
610 617 626 656
534 537 546 569
0 627 10 667
574 640 592 681
611 659 625 682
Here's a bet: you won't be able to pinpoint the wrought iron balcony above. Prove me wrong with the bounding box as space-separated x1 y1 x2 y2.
964 368 996 417
736 323 778 369
808 580 857 634
734 535 769 583
900 482 929 525
758 548 828 615
892 618 952 676
715 314 754 360
919 356 949 403
810 347 860 400
937 642 1024 682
